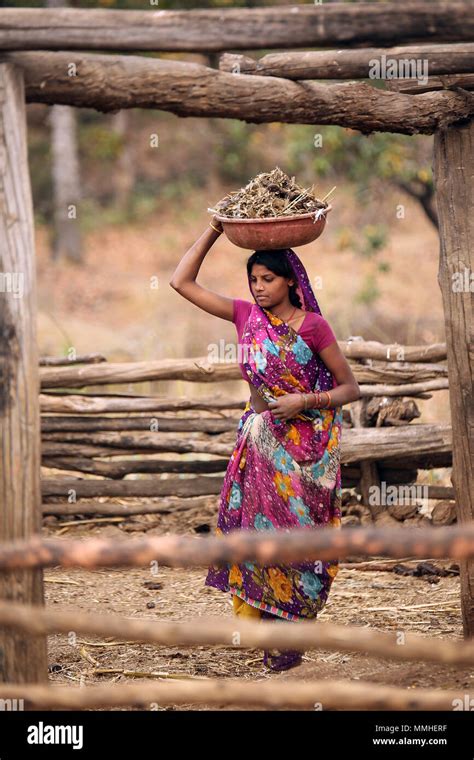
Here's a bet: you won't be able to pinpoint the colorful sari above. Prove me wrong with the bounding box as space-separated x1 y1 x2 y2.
204 249 343 666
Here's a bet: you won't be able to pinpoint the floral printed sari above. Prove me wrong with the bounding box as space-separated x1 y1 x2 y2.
205 249 342 626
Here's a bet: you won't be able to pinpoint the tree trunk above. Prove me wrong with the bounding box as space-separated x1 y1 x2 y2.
111 110 136 215
49 104 82 263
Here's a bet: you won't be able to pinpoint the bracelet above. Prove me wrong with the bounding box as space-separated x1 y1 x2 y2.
209 222 223 234
321 390 331 408
301 390 332 411
301 392 318 411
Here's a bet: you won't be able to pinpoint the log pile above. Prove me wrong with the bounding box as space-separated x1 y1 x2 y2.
38 338 454 526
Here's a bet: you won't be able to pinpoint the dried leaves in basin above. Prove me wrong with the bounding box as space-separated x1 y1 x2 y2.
208 167 334 219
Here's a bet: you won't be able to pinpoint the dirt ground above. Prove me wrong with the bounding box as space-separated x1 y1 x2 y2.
42 500 470 711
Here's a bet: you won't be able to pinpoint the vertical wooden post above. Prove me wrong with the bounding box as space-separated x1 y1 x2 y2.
350 398 400 526
0 64 47 682
433 118 473 638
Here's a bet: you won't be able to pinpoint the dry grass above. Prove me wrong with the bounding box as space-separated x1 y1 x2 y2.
208 166 331 218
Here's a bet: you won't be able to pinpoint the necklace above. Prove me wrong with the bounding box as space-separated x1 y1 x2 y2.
272 305 297 324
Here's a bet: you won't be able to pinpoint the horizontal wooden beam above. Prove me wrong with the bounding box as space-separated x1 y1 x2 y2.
358 379 448 396
40 414 236 433
341 423 451 465
0 524 472 570
386 73 474 94
42 496 216 516
39 341 448 365
39 474 450 512
37 424 451 481
39 393 247 414
338 340 446 362
1 53 472 135
39 471 439 512
220 44 474 80
0 5 473 52
0 678 468 711
0 600 472 666
38 355 449 388
39 352 106 366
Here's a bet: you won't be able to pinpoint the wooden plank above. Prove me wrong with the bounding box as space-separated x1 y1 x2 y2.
0 63 47 683
0 5 472 51
433 118 474 637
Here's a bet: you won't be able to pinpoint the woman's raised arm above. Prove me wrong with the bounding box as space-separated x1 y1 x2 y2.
169 215 234 322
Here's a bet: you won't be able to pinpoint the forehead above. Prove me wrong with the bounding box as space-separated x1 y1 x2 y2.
249 264 275 276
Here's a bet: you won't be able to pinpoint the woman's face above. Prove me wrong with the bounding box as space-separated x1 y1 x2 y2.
249 264 294 308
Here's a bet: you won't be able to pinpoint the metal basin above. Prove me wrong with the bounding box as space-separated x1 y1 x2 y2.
215 206 331 250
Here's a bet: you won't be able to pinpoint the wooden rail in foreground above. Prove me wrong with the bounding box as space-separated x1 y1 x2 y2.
0 600 472 667
0 524 472 569
0 680 470 711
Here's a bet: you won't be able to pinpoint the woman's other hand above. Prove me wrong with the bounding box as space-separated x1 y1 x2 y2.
267 393 305 422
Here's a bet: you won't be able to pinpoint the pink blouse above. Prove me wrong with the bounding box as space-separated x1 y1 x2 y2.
232 298 337 381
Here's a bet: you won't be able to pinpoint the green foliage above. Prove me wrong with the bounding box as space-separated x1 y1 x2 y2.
355 272 380 306
286 124 433 208
214 120 264 184
79 124 123 162
358 224 387 258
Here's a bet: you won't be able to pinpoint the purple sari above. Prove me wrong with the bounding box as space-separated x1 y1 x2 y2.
205 249 342 622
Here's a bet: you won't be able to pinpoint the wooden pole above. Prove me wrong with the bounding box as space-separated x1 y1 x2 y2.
0 525 472 570
0 679 470 712
0 63 47 683
36 355 447 388
433 118 474 637
219 44 474 79
350 399 387 524
36 423 452 460
0 600 473 667
0 5 473 51
2 51 473 135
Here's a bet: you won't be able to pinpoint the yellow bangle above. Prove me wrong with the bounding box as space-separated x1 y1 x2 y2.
209 222 222 234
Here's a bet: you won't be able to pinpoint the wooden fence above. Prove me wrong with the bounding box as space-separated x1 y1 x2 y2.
39 339 453 526
0 524 473 709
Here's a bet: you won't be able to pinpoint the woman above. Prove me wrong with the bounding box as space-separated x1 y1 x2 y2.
169 214 360 671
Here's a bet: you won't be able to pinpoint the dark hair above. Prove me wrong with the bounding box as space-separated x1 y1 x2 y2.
246 250 302 308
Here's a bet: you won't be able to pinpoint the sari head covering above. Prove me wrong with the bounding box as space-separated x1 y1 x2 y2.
205 248 342 622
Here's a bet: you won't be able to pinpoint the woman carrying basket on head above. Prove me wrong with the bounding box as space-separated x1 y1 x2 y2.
169 214 360 672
